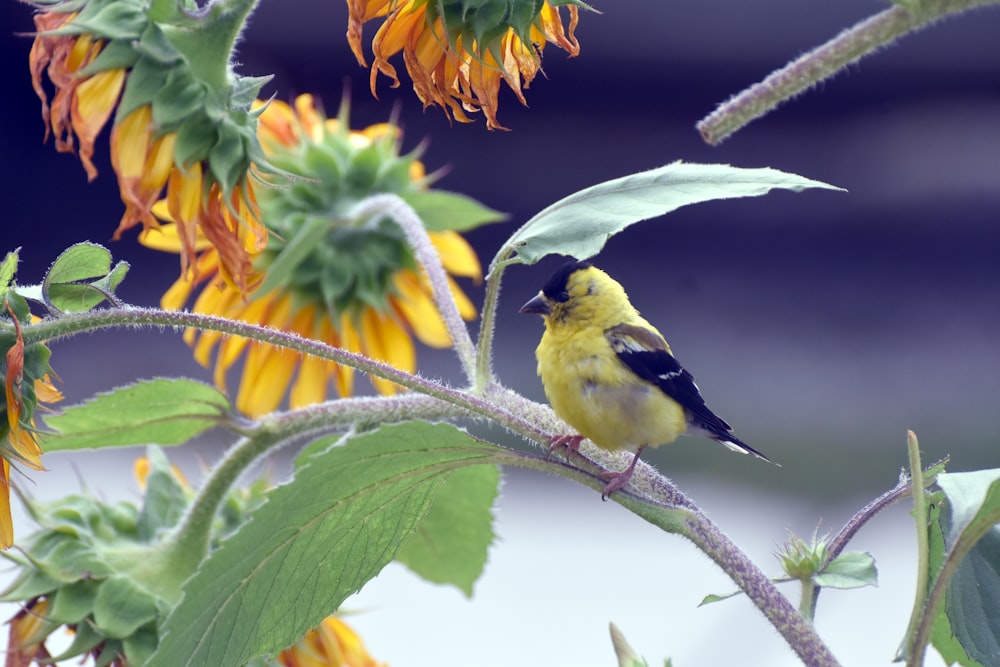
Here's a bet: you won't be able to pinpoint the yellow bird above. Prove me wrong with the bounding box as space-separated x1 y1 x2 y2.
520 260 773 498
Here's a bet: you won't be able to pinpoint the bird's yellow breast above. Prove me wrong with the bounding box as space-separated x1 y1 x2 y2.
535 326 686 452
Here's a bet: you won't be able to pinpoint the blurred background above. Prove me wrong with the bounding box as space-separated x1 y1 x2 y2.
2 0 999 664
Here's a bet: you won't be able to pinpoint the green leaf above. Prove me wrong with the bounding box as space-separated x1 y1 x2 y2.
400 190 507 232
0 249 18 293
43 242 129 313
935 470 1000 666
930 500 982 666
813 552 878 589
48 579 100 624
396 463 499 595
93 576 159 639
42 378 231 451
492 162 842 275
698 590 743 606
149 422 505 667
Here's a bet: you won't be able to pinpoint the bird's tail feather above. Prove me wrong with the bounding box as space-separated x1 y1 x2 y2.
715 436 779 466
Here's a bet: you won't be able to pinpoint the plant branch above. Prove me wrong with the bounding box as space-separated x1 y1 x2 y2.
474 250 514 391
351 194 478 384
697 0 1000 145
899 430 932 661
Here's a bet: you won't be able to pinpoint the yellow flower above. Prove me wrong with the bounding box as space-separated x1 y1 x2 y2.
348 0 581 130
28 1 273 293
277 616 386 667
1 303 61 549
142 95 490 417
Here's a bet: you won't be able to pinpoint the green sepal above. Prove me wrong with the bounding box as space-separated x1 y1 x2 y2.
136 446 191 541
208 121 252 194
47 618 106 662
401 190 506 231
42 378 232 452
133 22 184 66
123 623 160 667
93 575 160 638
76 38 139 76
153 71 209 131
47 578 101 624
27 530 115 583
173 113 219 167
0 568 60 602
115 57 173 123
64 0 148 40
231 74 274 109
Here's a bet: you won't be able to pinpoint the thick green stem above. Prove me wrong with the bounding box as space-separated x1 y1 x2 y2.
159 0 262 89
900 431 931 661
697 0 1000 145
474 257 510 391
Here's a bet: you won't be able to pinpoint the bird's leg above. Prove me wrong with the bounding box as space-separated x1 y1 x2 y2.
547 434 584 461
599 447 645 500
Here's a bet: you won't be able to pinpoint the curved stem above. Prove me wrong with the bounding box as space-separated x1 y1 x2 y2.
23 306 547 443
351 194 478 384
697 0 1000 145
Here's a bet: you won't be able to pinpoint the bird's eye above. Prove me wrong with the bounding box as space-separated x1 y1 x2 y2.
554 291 570 303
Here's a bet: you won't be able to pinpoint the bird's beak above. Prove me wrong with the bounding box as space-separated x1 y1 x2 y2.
519 292 550 315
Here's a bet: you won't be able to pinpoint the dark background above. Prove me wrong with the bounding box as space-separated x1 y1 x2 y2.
2 0 1000 503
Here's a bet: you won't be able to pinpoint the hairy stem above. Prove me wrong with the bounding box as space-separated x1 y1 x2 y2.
697 0 1000 145
23 306 546 443
351 194 478 383
900 431 931 660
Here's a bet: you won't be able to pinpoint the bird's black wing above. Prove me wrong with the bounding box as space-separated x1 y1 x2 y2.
606 323 773 463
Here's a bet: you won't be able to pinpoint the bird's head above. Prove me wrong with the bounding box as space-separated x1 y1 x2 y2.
519 260 630 329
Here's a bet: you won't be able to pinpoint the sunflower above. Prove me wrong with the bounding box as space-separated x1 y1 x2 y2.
142 95 500 417
276 616 386 667
1 295 61 549
27 0 272 292
347 0 582 129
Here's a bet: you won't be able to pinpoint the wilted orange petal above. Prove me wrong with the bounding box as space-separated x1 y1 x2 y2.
73 67 125 180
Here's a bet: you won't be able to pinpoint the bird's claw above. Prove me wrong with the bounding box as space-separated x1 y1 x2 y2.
599 469 633 500
546 434 584 461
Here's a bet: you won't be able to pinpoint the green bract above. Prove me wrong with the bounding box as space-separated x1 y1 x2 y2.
36 0 273 193
253 103 502 313
0 447 268 666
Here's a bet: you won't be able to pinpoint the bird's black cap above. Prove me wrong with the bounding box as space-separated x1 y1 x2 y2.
541 259 592 303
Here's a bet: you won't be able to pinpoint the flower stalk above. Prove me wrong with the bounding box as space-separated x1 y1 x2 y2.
350 194 478 383
697 0 1000 145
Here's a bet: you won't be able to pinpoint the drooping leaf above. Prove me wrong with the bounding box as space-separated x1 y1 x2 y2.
697 590 743 607
148 422 506 667
491 162 842 275
396 463 499 595
813 552 878 589
42 378 231 451
934 470 1000 666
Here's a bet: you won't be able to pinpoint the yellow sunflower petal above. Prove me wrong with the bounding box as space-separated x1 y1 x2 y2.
360 307 414 395
391 271 450 348
428 230 481 280
0 460 12 548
